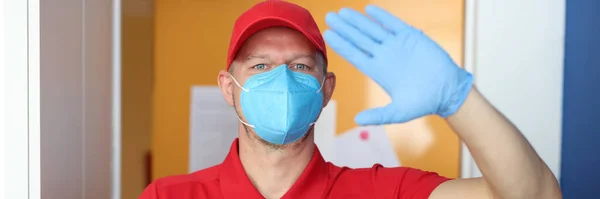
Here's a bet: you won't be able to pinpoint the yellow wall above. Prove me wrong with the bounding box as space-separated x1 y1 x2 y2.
122 1 154 198
153 0 463 179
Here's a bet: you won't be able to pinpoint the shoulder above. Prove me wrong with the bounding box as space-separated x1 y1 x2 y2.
139 165 222 199
327 163 451 198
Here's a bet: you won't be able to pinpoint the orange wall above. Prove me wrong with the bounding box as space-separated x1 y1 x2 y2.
153 0 463 179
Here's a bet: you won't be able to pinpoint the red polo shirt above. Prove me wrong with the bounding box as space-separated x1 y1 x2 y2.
139 139 450 199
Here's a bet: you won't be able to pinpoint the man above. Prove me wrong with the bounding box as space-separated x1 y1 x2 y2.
140 1 562 198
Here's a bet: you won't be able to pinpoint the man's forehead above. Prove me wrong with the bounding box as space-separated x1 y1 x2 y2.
240 53 317 62
235 27 318 60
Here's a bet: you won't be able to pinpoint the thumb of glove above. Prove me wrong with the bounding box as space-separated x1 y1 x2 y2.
355 104 411 126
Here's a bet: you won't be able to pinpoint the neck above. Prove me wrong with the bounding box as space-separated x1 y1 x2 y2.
238 125 314 199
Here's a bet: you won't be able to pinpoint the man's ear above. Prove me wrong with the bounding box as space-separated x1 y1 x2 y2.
217 70 235 106
322 72 336 107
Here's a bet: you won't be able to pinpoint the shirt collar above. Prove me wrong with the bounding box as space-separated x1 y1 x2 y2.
219 138 329 199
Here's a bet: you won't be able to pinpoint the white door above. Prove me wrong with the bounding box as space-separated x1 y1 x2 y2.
2 0 121 198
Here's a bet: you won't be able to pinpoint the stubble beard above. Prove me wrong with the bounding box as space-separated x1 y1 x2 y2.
232 96 311 152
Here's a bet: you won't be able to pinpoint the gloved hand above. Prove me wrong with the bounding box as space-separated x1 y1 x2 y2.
323 5 473 125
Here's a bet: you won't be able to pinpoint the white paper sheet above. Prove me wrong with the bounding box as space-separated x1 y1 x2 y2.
189 86 239 173
333 126 400 168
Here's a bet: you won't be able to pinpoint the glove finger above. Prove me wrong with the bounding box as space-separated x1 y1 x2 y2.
325 12 378 54
364 5 412 35
355 104 407 126
337 7 392 43
323 30 372 75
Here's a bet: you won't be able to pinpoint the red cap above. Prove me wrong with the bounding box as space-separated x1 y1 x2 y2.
226 0 327 70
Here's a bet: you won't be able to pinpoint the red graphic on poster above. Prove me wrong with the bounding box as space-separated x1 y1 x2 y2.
359 130 370 141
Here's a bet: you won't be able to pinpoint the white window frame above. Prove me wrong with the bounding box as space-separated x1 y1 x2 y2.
2 0 40 198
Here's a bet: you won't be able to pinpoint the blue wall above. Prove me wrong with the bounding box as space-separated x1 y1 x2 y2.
560 0 600 198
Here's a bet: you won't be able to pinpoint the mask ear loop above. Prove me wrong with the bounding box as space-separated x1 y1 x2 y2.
316 77 326 93
229 73 249 92
236 115 255 128
311 77 327 126
229 73 254 128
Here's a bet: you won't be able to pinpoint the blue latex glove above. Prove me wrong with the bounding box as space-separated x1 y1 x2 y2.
323 5 473 125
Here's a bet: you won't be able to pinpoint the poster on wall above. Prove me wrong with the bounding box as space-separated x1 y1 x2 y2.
188 86 239 173
333 126 400 168
313 102 400 168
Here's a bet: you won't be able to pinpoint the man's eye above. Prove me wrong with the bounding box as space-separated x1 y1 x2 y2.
292 64 308 70
253 64 267 70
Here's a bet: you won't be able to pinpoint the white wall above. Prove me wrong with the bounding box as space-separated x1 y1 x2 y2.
40 0 114 198
461 0 565 178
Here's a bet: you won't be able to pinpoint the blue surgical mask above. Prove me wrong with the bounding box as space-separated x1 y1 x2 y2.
230 64 324 145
